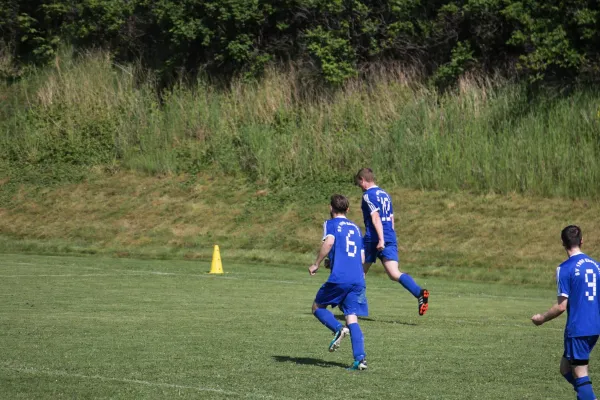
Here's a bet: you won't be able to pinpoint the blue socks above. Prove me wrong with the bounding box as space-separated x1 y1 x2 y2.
399 274 422 298
314 309 366 362
563 371 575 388
575 376 596 400
313 308 342 333
348 323 366 361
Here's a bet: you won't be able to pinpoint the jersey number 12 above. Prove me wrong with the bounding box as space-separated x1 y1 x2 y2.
380 197 391 222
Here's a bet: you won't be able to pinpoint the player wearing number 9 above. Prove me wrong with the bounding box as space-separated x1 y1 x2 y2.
531 225 600 400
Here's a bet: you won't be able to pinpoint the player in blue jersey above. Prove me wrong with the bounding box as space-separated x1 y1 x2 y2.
309 194 368 371
354 168 429 316
532 225 600 400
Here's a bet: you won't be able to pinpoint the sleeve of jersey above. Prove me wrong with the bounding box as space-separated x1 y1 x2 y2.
322 221 335 242
363 193 380 214
556 266 569 298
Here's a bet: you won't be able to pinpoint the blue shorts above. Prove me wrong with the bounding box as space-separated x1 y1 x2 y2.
364 242 399 263
314 282 368 317
563 335 599 362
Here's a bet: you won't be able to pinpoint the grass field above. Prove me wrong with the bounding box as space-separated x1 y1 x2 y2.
0 253 580 399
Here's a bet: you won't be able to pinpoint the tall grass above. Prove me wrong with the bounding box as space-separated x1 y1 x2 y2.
2 50 600 197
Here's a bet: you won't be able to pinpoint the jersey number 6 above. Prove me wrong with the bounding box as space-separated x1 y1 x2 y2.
346 230 357 257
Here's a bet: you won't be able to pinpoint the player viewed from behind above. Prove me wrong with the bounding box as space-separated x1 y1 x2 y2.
354 168 429 315
531 225 600 400
309 194 368 371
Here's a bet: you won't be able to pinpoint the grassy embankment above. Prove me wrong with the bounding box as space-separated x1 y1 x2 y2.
1 51 599 286
1 171 599 287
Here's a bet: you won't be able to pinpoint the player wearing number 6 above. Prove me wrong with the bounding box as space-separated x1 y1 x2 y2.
309 194 368 371
354 168 429 316
531 225 600 400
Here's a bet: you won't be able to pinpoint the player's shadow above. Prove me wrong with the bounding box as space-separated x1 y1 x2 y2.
272 355 348 369
334 314 417 326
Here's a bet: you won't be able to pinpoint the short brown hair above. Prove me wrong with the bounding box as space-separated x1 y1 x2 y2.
330 194 350 214
561 225 582 249
355 168 375 185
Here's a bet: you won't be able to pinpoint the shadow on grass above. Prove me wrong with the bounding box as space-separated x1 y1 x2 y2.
272 356 348 369
333 314 417 326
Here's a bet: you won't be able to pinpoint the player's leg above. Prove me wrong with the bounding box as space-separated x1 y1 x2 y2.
341 285 368 370
312 302 341 332
313 283 344 333
559 357 576 389
568 336 598 400
380 245 417 290
362 241 378 275
384 258 428 312
312 302 349 351
573 364 595 400
561 333 577 390
345 314 367 370
380 245 429 316
313 283 349 352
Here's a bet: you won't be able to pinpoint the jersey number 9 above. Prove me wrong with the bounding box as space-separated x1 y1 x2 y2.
586 269 597 301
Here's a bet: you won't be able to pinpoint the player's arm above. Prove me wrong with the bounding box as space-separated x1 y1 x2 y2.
532 265 570 325
309 236 334 275
371 210 386 251
358 234 365 266
531 296 568 325
389 198 395 231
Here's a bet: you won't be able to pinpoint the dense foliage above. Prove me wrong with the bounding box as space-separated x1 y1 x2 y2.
1 53 599 198
2 0 600 84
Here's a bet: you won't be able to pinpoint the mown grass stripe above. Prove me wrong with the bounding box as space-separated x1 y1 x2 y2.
1 364 242 396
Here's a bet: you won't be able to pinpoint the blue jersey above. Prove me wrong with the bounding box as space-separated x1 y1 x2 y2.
557 253 600 338
322 217 365 286
361 186 396 244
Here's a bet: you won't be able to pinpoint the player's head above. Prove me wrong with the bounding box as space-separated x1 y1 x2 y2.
354 168 375 191
561 225 582 250
330 194 350 216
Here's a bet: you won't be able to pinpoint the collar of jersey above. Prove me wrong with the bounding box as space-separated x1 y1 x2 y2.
333 216 347 219
569 251 584 258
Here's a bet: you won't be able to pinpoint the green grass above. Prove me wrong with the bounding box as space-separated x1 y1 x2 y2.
0 253 581 399
2 51 600 197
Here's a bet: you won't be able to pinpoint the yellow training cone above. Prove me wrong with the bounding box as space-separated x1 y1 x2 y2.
209 245 224 274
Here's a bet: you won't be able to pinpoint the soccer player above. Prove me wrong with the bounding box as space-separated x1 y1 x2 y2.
309 194 368 371
531 225 600 400
354 168 429 315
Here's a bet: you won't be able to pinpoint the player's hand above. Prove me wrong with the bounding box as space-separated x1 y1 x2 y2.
531 314 545 326
309 264 319 275
377 240 385 252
